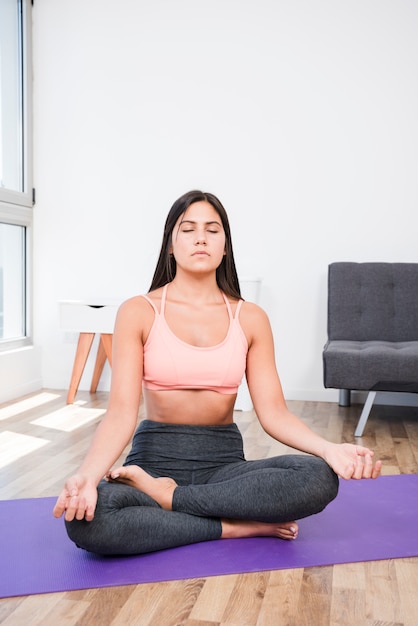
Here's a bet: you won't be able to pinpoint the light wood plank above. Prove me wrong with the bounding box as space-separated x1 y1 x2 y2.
396 559 418 626
221 572 270 625
188 575 238 622
365 560 402 624
256 568 304 625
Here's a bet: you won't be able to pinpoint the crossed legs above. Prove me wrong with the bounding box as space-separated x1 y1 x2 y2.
65 454 338 555
107 464 300 541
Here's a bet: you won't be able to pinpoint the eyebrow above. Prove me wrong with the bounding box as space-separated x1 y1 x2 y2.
179 219 222 226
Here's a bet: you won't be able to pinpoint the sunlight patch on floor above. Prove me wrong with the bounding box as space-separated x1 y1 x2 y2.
0 431 50 469
31 404 105 432
0 392 62 422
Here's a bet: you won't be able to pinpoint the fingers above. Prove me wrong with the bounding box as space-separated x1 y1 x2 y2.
63 494 94 522
356 453 373 479
339 462 355 480
62 493 78 521
348 453 381 480
52 493 69 518
355 445 374 457
371 459 383 479
351 455 364 480
52 492 77 521
336 447 382 480
52 479 97 522
52 484 77 517
85 503 96 522
71 495 86 522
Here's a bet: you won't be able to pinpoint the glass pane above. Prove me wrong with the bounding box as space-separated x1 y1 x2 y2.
0 0 23 192
0 223 26 341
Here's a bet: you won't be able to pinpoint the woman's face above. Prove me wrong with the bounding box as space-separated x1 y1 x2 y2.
170 201 226 275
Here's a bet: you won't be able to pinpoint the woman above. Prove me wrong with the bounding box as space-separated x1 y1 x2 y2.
53 190 381 555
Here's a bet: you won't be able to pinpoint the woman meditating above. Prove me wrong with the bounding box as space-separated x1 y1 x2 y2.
53 190 381 555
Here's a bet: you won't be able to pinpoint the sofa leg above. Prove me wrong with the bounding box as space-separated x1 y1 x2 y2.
354 391 377 437
339 389 351 407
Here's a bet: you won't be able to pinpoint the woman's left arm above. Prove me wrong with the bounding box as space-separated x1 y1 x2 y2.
242 303 382 480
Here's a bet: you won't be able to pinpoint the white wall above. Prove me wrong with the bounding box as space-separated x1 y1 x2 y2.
28 0 418 402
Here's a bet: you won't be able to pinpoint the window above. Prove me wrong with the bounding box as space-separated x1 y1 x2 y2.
0 224 26 340
0 0 32 349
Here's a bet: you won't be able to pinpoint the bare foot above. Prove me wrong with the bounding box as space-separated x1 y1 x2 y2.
107 465 177 510
221 519 299 541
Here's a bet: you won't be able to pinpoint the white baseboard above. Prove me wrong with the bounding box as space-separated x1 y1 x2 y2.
0 346 43 404
0 379 43 404
285 388 418 408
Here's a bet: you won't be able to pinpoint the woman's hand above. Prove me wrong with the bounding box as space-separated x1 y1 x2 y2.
322 442 382 480
53 474 98 522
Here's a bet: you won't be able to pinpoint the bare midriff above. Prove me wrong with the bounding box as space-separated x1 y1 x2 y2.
143 388 237 426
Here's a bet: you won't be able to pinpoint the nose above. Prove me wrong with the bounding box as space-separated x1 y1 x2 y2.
195 230 207 245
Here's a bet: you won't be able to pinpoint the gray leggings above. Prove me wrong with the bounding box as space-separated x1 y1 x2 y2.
65 420 339 555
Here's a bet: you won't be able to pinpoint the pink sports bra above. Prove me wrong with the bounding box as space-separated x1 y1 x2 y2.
142 284 248 394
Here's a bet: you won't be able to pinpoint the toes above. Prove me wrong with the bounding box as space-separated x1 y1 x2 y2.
277 522 298 540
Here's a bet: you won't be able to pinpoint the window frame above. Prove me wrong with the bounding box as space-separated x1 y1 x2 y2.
0 0 33 351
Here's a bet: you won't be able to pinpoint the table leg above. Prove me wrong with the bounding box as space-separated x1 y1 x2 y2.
66 333 95 404
90 334 113 393
100 334 113 367
90 339 106 394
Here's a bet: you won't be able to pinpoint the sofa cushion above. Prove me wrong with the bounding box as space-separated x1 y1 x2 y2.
323 340 418 391
328 263 418 342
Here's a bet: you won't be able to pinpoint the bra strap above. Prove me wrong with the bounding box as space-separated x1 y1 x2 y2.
141 294 158 314
222 292 233 320
222 293 244 319
160 283 168 316
235 299 243 318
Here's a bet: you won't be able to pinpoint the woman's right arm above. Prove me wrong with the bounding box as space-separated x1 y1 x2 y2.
53 297 150 522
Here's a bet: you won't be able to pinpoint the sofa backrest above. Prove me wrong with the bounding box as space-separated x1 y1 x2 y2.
328 262 418 342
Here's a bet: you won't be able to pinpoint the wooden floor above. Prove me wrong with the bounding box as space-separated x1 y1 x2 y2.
0 390 417 625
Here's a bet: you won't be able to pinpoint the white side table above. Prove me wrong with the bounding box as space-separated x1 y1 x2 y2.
59 299 122 403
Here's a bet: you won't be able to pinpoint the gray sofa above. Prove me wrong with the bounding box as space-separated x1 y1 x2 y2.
323 262 418 436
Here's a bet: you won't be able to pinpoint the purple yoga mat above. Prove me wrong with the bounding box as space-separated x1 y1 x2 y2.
1 475 417 598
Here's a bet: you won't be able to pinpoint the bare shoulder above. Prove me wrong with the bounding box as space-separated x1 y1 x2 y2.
238 300 272 344
114 292 157 338
117 294 152 315
239 300 270 323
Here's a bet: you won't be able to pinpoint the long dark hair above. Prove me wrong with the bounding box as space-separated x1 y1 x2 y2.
149 190 241 299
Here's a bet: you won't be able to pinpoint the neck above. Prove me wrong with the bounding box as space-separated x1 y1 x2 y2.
169 275 222 303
